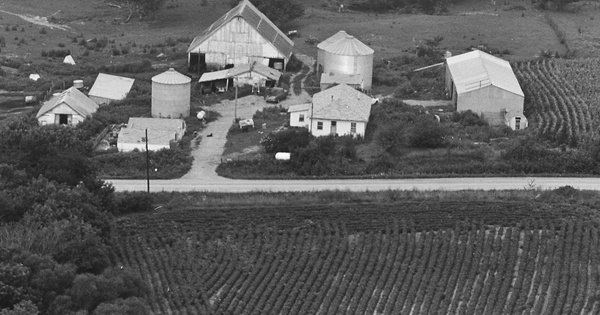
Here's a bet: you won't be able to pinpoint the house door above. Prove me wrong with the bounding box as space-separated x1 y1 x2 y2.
515 117 521 130
330 121 337 135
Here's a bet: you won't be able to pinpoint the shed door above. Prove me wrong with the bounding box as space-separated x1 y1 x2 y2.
330 121 337 135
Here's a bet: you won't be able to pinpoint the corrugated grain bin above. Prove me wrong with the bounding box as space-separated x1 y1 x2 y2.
275 152 291 160
317 31 374 91
151 68 191 118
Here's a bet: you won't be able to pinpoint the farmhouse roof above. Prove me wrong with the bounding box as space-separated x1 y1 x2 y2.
317 30 374 56
446 49 523 97
311 84 372 122
152 68 191 85
36 87 98 118
199 62 282 83
187 0 294 58
287 103 310 113
320 72 364 86
89 73 135 101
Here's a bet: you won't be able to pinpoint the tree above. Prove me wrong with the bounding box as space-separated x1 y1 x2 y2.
229 0 304 28
112 0 169 22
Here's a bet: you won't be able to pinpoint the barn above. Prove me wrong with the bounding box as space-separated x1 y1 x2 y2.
88 73 135 105
36 87 98 126
317 30 374 92
445 50 527 130
187 0 294 73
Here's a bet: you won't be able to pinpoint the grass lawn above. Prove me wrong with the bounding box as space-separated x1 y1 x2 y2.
222 106 289 158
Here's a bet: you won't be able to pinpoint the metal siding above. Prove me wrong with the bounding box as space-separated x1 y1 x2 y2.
151 82 191 118
319 50 373 91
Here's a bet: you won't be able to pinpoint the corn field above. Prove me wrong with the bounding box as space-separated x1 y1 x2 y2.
514 59 600 146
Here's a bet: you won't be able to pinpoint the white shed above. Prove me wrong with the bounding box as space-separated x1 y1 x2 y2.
187 0 294 72
445 50 527 130
117 117 186 152
36 87 98 126
317 31 374 92
88 73 135 105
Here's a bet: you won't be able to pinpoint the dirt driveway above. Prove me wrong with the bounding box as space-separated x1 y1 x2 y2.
182 54 315 181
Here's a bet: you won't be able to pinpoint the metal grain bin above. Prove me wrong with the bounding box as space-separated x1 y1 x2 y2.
151 68 191 118
317 31 374 92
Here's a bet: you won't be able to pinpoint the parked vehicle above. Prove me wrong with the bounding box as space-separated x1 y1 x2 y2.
265 87 289 103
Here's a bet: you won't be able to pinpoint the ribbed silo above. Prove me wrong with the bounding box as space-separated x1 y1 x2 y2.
151 68 191 118
317 31 374 91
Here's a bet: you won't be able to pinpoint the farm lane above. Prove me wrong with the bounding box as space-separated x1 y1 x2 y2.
108 177 600 192
182 94 268 181
182 60 313 181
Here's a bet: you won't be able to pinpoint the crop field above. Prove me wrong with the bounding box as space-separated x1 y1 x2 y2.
514 59 600 146
112 198 600 314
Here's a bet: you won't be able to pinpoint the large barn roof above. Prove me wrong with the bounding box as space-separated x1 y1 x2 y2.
36 87 98 118
187 0 294 58
446 50 523 97
89 73 135 101
317 30 374 56
311 84 372 122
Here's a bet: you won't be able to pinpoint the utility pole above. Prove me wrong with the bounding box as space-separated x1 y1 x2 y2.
234 81 238 123
145 129 150 193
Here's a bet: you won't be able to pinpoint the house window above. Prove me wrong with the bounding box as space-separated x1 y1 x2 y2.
317 121 323 130
351 122 357 134
515 117 521 130
299 114 304 122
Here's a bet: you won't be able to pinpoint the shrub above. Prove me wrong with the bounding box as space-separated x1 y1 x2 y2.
451 110 488 127
261 128 312 153
114 192 153 214
408 115 445 148
285 54 304 73
39 28 47 34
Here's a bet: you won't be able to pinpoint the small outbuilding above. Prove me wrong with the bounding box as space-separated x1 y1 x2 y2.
88 73 135 105
198 62 281 93
63 55 76 65
187 0 294 72
289 84 373 137
117 117 187 152
317 30 374 92
36 87 98 126
445 50 527 130
287 103 310 128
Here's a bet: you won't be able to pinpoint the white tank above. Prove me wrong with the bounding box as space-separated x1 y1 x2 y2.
151 68 191 118
73 80 84 89
317 31 374 91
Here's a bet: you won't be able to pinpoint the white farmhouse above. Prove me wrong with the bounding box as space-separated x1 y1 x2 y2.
117 117 186 152
36 87 98 126
445 50 527 130
289 84 373 137
187 0 294 72
88 73 135 105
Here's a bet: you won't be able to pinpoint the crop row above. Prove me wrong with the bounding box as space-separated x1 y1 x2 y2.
115 200 586 240
112 220 600 314
514 59 600 146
